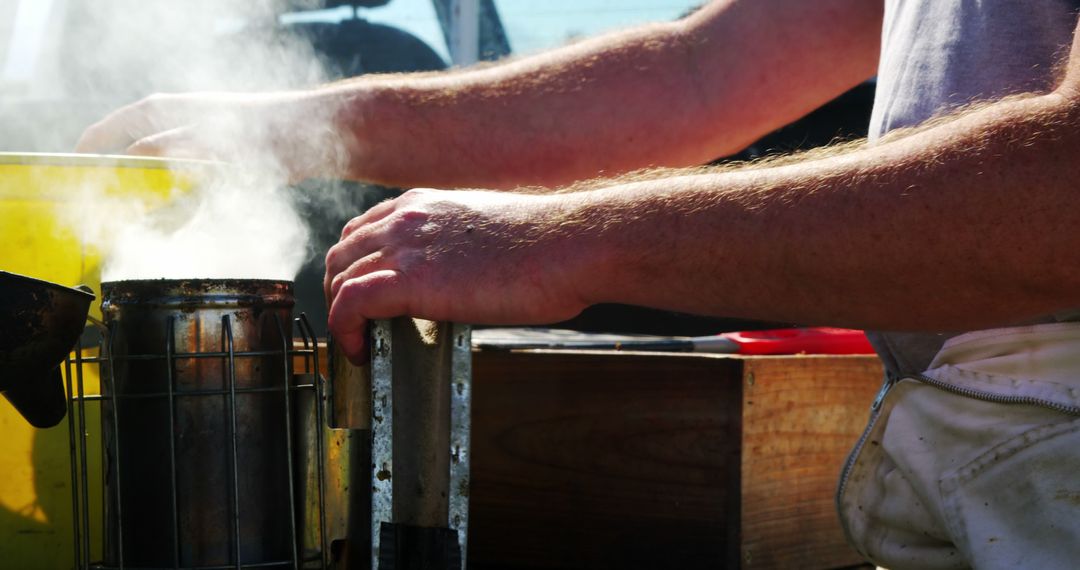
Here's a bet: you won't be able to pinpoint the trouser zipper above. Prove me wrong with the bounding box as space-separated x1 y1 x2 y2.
909 371 1080 415
836 373 897 521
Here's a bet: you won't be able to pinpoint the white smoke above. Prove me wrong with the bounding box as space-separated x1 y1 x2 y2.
32 0 348 281
90 167 310 281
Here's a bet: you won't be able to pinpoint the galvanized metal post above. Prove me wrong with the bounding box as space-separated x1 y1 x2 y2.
370 319 471 570
447 323 473 567
448 0 480 66
370 321 395 570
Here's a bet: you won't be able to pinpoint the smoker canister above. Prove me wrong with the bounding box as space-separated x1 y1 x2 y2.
101 279 294 567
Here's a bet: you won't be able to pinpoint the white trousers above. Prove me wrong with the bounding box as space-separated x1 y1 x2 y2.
838 322 1080 569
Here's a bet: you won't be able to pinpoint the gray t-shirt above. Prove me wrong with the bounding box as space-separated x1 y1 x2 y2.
866 0 1079 377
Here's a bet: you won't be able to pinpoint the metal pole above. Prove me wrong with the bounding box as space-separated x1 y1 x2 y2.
276 314 300 569
448 0 480 66
447 324 473 567
105 325 124 569
223 315 242 568
301 315 330 569
370 321 395 570
165 318 180 569
64 354 83 569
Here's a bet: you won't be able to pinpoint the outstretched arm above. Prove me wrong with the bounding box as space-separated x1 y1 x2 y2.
325 22 1080 362
327 0 882 188
76 0 882 188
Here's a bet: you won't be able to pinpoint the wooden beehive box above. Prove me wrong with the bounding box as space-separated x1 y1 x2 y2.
467 350 883 570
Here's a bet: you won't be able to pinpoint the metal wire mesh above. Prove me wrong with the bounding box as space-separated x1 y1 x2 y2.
64 313 329 570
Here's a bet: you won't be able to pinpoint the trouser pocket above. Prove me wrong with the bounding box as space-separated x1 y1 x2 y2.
936 403 1080 568
837 378 965 570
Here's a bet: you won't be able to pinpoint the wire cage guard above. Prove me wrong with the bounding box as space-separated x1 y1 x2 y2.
64 280 332 570
63 279 472 570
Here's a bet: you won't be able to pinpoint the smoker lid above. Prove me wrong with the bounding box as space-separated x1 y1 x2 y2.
101 278 295 309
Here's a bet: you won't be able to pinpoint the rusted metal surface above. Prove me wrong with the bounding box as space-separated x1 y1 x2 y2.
331 343 371 430
293 372 369 567
0 270 93 427
101 278 293 308
100 278 295 568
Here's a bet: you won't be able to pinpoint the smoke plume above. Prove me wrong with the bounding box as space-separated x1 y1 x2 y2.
15 0 350 281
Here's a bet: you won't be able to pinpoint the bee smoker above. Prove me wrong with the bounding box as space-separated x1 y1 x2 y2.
66 278 471 570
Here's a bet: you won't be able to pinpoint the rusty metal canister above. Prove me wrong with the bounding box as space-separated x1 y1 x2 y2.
100 279 294 568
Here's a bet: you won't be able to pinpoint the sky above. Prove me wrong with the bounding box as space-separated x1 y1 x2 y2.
288 0 699 62
2 0 701 87
495 1 699 55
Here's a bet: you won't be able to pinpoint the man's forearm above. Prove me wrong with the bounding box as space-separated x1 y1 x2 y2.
567 89 1080 331
322 0 881 190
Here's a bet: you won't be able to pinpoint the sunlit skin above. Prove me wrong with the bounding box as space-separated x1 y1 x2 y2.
78 0 1080 365
77 1 883 188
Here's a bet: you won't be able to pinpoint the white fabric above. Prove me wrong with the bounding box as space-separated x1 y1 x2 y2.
839 323 1080 569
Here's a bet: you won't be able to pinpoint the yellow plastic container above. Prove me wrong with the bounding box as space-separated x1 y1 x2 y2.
0 153 204 568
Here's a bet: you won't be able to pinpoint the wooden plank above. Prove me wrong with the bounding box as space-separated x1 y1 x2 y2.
469 350 744 569
739 356 883 569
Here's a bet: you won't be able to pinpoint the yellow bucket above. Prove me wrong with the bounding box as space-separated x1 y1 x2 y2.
0 153 205 568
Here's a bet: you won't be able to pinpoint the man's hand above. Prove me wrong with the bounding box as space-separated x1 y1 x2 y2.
324 189 594 363
75 91 350 181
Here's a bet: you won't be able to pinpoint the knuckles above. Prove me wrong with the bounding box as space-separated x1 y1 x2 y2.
393 207 433 228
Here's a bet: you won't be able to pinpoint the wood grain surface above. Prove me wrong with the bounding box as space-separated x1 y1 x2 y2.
739 356 882 569
469 350 744 569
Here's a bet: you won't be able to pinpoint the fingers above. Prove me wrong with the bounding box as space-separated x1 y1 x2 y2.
75 110 141 154
324 189 440 362
327 270 411 364
76 96 172 154
326 191 428 301
125 126 212 160
326 249 389 305
76 93 213 155
324 219 392 299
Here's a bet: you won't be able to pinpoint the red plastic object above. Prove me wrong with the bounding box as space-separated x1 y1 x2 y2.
719 327 875 355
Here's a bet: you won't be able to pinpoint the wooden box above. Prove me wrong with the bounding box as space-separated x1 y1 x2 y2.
467 350 883 569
